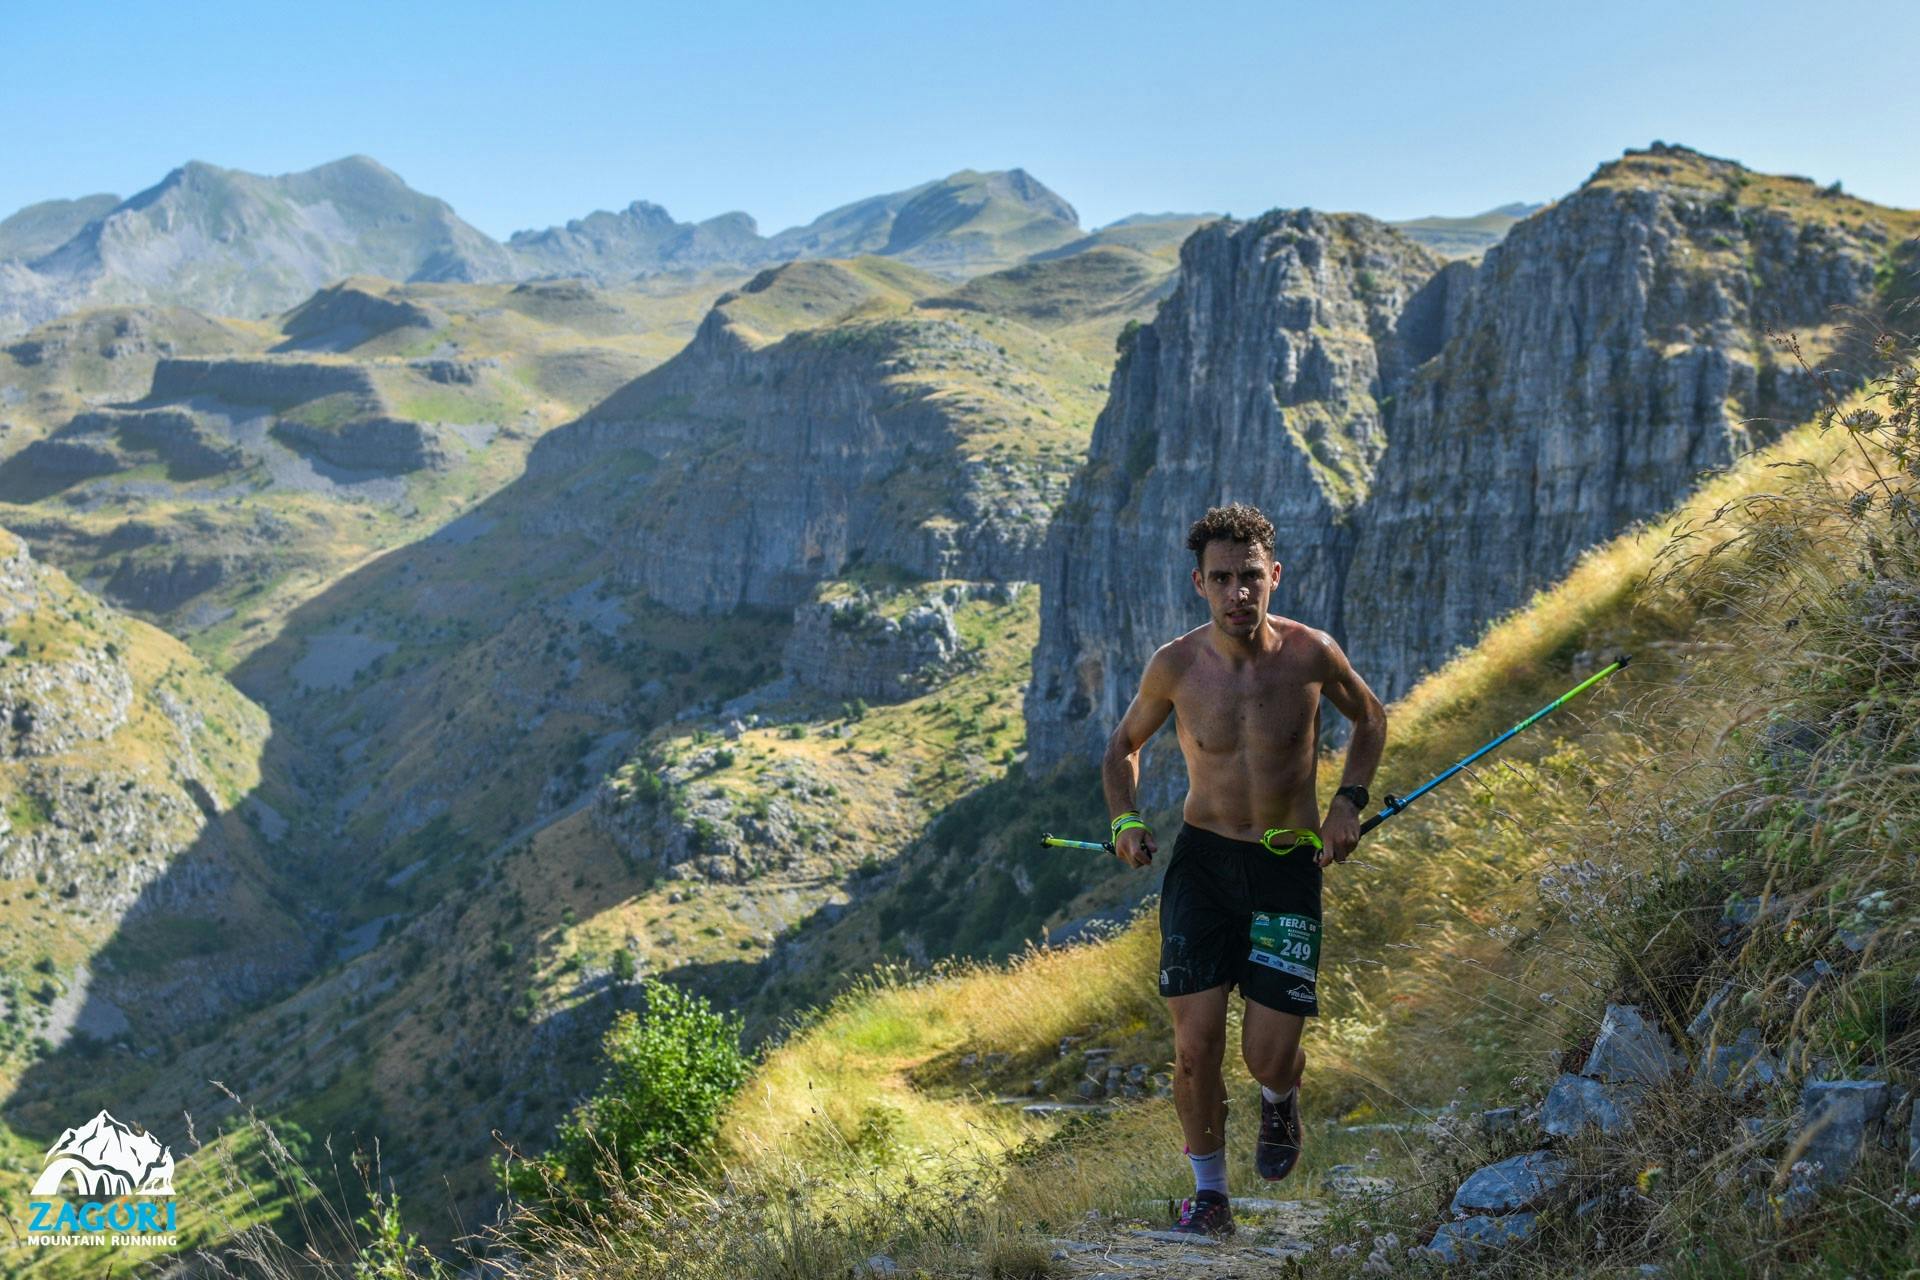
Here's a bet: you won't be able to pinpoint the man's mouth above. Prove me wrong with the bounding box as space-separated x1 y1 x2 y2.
1227 609 1253 621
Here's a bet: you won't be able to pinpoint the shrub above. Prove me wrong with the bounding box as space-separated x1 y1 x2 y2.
609 947 637 983
496 978 749 1211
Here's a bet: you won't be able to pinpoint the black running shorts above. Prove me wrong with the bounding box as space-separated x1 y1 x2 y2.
1157 821 1323 1017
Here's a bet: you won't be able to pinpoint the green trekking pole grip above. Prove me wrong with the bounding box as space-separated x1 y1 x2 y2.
1040 832 1115 854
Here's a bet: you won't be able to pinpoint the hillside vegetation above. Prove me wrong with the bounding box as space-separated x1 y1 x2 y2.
420 331 1919 1277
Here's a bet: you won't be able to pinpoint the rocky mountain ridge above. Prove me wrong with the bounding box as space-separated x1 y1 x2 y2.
1026 143 1918 781
0 160 1089 339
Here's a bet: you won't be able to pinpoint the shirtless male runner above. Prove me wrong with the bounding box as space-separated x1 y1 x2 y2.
1102 503 1387 1239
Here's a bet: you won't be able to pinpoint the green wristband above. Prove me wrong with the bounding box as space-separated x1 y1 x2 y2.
1114 817 1152 838
1110 810 1142 834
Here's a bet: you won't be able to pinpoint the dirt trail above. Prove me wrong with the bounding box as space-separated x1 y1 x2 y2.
1044 1197 1328 1277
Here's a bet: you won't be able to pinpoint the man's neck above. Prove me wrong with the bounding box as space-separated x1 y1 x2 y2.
1209 613 1275 662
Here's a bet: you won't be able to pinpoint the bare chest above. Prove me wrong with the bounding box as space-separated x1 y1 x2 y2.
1173 651 1322 761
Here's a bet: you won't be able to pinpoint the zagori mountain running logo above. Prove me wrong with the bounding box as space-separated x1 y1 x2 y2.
24 1110 178 1247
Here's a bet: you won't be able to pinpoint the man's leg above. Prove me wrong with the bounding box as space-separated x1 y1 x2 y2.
1241 1000 1305 1095
1167 985 1230 1159
1242 999 1306 1181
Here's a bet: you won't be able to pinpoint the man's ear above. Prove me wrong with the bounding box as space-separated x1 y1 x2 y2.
1191 566 1204 596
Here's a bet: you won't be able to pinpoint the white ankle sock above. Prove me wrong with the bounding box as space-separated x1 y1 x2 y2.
1261 1084 1296 1104
1187 1144 1228 1196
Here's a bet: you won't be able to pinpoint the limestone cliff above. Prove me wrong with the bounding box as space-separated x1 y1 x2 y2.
1024 209 1443 782
0 523 305 1051
524 258 1108 613
1027 145 1914 776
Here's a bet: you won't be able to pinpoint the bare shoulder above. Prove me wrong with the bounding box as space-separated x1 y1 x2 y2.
1286 620 1353 678
1145 628 1205 690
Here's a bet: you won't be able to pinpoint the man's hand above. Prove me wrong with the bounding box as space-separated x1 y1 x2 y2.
1316 798 1360 868
1116 825 1157 868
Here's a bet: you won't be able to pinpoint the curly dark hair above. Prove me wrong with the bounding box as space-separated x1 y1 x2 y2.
1186 503 1276 567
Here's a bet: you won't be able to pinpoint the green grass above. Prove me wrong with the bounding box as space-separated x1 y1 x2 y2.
437 361 1914 1279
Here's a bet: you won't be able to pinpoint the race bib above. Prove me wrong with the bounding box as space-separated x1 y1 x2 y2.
1248 912 1320 981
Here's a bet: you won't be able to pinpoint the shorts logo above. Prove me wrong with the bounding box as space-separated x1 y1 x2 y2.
1287 984 1317 1003
23 1109 179 1247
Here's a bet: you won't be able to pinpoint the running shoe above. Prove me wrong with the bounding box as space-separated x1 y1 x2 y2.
1256 1084 1302 1181
1168 1189 1234 1238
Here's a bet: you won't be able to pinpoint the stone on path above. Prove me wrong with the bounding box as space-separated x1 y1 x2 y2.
1583 1004 1686 1085
1697 1027 1782 1097
1324 1164 1395 1197
1450 1150 1571 1216
1797 1080 1890 1186
1686 981 1735 1041
1129 1230 1223 1246
1421 1211 1538 1264
1478 1106 1520 1135
1540 1073 1638 1136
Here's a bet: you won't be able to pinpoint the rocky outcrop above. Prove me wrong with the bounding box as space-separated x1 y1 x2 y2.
1027 146 1903 773
275 280 445 352
1342 152 1874 703
103 552 233 613
271 416 451 473
781 585 999 700
592 751 840 883
0 525 271 922
147 356 379 407
527 297 1074 612
14 434 130 479
1024 209 1442 781
54 408 244 479
0 649 133 757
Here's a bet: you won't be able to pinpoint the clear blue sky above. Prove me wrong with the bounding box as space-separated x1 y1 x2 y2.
5 0 1915 240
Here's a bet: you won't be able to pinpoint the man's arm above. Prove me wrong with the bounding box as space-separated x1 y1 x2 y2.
1312 628 1387 866
1101 645 1177 868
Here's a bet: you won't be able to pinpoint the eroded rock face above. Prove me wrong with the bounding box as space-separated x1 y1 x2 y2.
591 751 836 883
781 589 973 700
0 652 133 758
1343 174 1868 703
530 309 1069 614
1026 147 1892 773
1024 210 1441 785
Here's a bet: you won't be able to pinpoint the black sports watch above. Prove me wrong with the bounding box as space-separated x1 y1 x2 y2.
1334 784 1370 812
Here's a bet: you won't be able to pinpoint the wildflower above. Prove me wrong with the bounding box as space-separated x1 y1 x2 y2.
1331 1243 1356 1259
1636 1165 1664 1194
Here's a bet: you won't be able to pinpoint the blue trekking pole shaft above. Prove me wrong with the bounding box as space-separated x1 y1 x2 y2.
1357 654 1630 836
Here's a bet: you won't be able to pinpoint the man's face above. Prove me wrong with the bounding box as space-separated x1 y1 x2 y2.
1193 539 1280 639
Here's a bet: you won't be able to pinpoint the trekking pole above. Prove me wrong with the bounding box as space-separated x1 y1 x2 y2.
1039 833 1115 854
1357 653 1631 834
1039 655 1631 852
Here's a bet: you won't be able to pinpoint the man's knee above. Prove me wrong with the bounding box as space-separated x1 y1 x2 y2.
1171 1017 1226 1073
1241 1024 1302 1084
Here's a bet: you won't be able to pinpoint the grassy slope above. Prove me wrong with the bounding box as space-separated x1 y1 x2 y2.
687 392 1901 1274
2 247 1155 1255
0 272 740 672
0 525 301 1280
